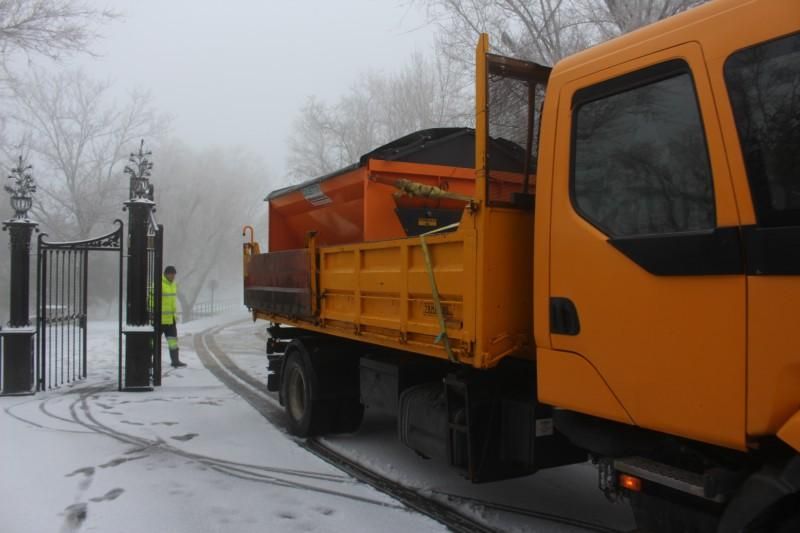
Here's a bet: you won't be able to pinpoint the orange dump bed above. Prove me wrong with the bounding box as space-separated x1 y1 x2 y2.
267 128 528 251
244 127 534 367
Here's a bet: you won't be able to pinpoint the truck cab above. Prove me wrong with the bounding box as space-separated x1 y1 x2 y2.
244 0 800 530
531 0 800 528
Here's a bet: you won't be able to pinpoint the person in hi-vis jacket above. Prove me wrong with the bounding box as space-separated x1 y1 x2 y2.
160 265 186 368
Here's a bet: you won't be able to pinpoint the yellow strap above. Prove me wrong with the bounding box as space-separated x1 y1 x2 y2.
419 223 460 363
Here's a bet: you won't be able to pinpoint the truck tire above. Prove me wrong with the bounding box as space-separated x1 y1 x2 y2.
742 493 800 533
775 507 800 533
331 398 364 434
719 456 800 533
281 349 330 437
630 491 718 533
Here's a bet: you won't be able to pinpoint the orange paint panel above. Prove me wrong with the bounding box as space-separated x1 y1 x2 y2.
476 208 534 366
777 410 800 454
537 348 633 424
314 229 476 363
363 179 407 242
545 42 747 450
696 0 800 440
270 160 478 251
746 277 800 435
368 159 476 181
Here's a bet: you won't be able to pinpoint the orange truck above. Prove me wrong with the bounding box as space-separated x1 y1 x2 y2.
243 0 800 530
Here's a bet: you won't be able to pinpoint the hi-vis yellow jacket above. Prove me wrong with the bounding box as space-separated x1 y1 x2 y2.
162 275 178 325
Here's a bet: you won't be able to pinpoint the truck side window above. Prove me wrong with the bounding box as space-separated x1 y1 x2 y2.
571 60 715 238
725 32 800 227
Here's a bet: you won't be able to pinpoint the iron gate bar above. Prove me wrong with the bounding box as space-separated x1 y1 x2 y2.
118 225 123 390
37 220 124 391
150 223 163 386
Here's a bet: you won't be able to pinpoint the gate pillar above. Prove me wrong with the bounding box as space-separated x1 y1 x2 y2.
1 158 37 395
122 142 155 391
1 221 37 395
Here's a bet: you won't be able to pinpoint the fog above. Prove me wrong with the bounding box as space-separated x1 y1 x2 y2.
0 0 701 319
68 0 435 179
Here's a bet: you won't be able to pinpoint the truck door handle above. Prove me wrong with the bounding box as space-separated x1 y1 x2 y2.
550 297 580 335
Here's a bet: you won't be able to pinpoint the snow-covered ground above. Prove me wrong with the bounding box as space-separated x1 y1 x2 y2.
1 311 635 532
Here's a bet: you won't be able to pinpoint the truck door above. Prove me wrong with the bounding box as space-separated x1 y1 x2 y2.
721 29 800 438
545 44 747 450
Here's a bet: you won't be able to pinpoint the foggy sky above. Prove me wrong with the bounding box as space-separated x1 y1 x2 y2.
69 1 434 181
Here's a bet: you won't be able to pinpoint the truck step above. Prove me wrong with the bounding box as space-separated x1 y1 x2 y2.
613 456 728 502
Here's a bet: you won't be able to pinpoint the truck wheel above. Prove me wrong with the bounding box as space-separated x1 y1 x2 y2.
282 350 329 437
746 493 800 533
331 398 364 434
630 492 718 533
776 509 800 533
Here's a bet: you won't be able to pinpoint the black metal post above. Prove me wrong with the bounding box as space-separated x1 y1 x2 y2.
121 141 155 391
1 220 38 395
152 224 163 386
2 157 38 396
126 202 150 326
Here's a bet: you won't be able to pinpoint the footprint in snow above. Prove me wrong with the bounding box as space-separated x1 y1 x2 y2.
99 455 147 468
60 503 87 533
66 466 95 478
65 467 95 491
170 433 199 442
89 488 124 503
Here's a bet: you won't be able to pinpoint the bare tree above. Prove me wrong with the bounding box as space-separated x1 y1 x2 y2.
380 51 471 139
0 0 115 60
417 0 703 66
7 67 169 239
0 0 118 192
286 51 469 182
0 171 12 308
0 0 117 91
417 0 587 67
585 0 704 37
154 141 269 320
287 97 339 180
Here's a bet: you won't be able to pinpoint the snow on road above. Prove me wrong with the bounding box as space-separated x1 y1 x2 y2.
203 316 635 532
0 312 447 533
1 310 635 533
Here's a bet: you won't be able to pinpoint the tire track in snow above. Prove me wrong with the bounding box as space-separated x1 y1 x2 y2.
201 321 632 533
196 321 503 533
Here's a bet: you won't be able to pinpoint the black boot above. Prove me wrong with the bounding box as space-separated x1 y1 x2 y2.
170 349 187 368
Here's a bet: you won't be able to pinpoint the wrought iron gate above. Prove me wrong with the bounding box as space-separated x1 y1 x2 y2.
36 221 124 390
147 218 164 387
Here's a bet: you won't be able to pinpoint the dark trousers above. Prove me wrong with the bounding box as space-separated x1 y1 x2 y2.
160 322 177 340
159 323 179 354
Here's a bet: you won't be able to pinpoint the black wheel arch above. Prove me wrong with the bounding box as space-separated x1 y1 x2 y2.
718 454 800 533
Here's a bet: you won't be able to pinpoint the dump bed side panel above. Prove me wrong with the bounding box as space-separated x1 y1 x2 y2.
244 249 313 319
318 227 477 362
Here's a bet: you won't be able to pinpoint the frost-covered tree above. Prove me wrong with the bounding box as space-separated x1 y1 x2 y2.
0 173 12 308
417 0 703 66
0 0 115 62
286 96 338 181
0 0 117 197
590 0 704 36
7 68 168 240
0 1 119 317
154 141 268 320
286 51 469 182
